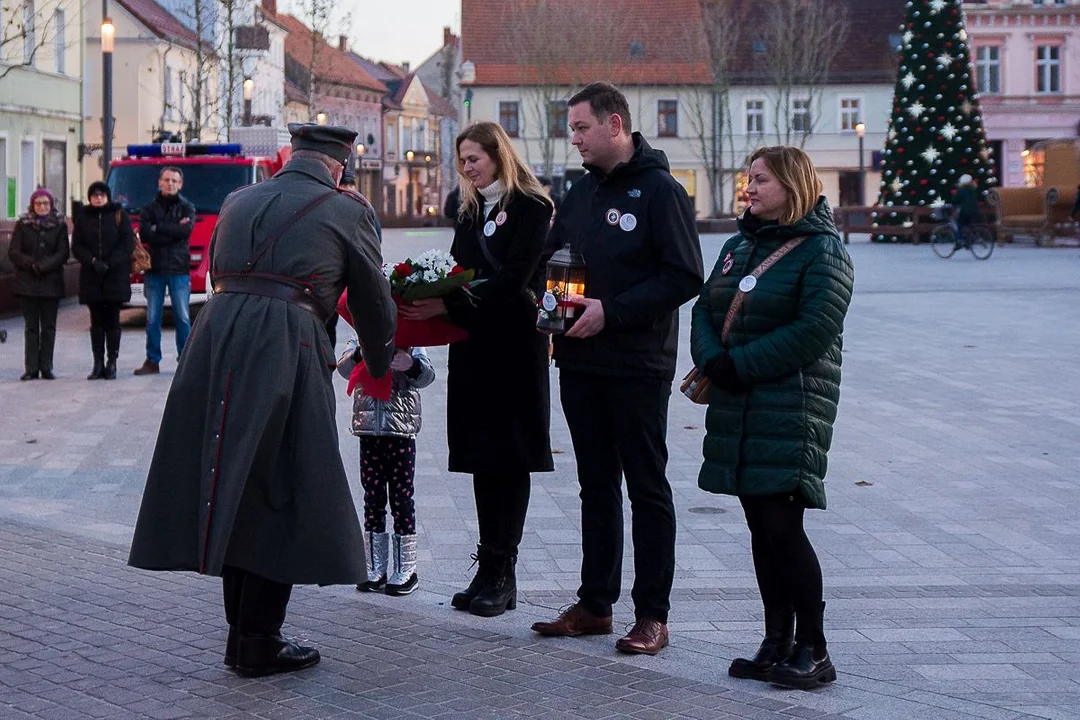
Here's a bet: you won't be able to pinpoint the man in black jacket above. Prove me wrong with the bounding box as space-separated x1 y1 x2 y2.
135 166 196 375
531 82 704 655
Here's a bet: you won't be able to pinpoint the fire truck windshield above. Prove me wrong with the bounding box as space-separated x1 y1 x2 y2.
107 164 252 215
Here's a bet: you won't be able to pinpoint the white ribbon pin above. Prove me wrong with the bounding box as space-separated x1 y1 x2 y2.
738 275 757 293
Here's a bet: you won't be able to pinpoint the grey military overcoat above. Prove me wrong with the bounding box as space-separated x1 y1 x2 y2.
128 156 396 586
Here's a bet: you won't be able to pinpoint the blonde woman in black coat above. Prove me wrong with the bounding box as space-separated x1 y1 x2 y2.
401 121 554 618
7 188 69 380
71 181 134 380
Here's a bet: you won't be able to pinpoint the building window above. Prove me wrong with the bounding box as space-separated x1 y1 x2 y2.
840 97 862 131
975 46 1001 94
745 99 764 135
498 101 520 137
54 9 65 74
386 125 395 157
657 99 678 137
791 98 812 134
23 1 36 65
548 100 567 138
1036 45 1061 93
629 41 645 59
165 66 174 121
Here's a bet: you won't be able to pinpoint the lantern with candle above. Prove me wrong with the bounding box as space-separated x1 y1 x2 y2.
536 244 587 334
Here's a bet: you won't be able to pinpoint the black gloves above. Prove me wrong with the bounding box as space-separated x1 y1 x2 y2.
92 258 109 276
705 351 745 393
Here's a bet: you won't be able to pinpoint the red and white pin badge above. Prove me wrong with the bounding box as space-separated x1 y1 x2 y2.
605 208 621 225
721 251 734 275
495 211 507 226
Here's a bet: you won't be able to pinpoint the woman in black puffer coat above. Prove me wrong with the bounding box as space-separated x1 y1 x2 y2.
7 188 69 380
71 181 134 380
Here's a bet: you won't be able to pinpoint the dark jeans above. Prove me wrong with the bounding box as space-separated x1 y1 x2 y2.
473 470 530 554
559 370 675 623
20 297 59 373
739 494 826 648
359 435 416 534
221 565 293 635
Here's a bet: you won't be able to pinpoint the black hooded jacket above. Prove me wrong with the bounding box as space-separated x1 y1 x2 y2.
139 192 196 274
549 133 704 379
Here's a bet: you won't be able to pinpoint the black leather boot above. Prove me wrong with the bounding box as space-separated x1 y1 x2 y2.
87 328 106 379
224 627 238 667
469 548 517 617
768 602 835 689
451 545 491 610
729 607 795 681
102 328 120 380
235 633 320 678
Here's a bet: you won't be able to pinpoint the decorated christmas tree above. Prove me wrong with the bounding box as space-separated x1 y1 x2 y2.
875 0 995 241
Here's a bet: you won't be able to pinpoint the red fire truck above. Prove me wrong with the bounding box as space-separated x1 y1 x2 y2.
107 142 289 309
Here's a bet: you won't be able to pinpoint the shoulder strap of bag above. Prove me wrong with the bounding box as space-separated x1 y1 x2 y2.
244 190 339 272
721 236 807 343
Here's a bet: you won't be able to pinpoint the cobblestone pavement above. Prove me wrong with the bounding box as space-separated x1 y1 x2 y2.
1 230 1079 719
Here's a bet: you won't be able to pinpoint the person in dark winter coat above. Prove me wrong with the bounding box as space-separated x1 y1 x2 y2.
127 123 396 678
531 83 703 657
133 167 196 376
7 188 69 380
400 121 554 619
691 145 854 690
71 181 135 380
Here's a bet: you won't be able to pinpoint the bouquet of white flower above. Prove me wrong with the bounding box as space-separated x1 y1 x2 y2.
385 249 474 301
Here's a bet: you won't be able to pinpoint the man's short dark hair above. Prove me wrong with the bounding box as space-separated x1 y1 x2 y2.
159 166 184 180
568 82 632 135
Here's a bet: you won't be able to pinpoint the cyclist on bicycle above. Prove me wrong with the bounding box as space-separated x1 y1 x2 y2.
950 174 983 246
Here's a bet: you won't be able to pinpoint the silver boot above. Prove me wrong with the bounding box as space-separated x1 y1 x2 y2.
385 533 418 596
358 531 389 592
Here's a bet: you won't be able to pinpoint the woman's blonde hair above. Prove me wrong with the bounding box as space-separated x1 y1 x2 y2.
455 121 551 220
747 146 823 224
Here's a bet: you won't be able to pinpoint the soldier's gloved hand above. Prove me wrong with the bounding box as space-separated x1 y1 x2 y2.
705 352 745 393
92 258 109 276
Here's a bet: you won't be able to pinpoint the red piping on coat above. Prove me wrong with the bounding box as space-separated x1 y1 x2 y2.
200 369 234 574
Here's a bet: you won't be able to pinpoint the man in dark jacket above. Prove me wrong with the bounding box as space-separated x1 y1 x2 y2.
134 166 196 375
531 82 704 655
128 124 396 677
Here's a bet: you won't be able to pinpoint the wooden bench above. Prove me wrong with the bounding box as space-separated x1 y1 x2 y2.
834 205 939 244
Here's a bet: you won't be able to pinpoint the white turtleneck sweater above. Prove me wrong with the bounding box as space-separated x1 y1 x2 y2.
478 180 504 219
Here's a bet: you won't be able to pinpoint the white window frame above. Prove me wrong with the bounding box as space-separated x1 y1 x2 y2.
656 98 679 138
839 96 862 132
790 97 812 134
745 98 765 135
54 8 65 74
975 45 1001 94
1036 44 1062 94
23 0 36 65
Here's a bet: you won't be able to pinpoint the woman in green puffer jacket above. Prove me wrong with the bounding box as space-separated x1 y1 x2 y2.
690 146 854 691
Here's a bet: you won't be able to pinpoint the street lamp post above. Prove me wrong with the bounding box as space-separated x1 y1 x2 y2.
855 122 866 206
101 7 115 178
242 77 253 126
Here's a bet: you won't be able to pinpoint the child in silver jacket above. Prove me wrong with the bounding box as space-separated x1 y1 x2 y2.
338 339 435 595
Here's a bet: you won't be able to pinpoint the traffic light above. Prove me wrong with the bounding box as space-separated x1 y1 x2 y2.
464 89 472 108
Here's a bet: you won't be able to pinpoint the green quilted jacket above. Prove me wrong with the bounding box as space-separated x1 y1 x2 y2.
690 197 854 509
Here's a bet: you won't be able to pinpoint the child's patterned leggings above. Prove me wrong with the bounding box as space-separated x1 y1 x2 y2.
358 435 416 535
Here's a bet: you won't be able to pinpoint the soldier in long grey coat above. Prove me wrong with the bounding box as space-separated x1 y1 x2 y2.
128 124 395 678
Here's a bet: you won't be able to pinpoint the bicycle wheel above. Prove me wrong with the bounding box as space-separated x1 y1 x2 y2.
931 225 958 258
966 226 994 260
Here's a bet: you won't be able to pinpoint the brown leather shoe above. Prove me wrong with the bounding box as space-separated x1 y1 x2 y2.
615 618 669 655
531 603 613 637
133 359 160 376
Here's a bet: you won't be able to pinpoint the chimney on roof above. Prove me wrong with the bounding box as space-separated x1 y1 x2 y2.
262 0 276 15
443 26 455 47
339 35 348 52
402 61 410 72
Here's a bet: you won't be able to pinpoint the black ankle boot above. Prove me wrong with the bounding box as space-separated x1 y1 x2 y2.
469 548 517 617
102 355 117 380
451 545 491 610
87 355 105 380
235 633 320 678
729 608 795 681
88 328 105 379
767 645 835 689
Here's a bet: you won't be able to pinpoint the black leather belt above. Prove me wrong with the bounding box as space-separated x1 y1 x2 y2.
213 275 331 322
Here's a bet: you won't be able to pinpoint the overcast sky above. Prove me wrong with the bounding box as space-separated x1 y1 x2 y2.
283 0 461 68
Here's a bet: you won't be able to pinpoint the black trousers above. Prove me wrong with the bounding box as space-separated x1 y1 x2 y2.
221 565 293 635
20 297 59 373
87 302 122 357
739 494 826 648
473 470 530 554
559 370 676 623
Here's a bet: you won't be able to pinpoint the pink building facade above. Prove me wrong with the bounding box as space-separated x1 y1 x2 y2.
964 0 1080 187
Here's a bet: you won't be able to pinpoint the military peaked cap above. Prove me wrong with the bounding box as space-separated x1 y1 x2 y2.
288 123 356 165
